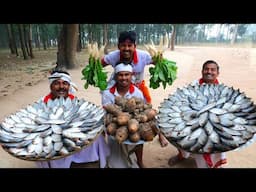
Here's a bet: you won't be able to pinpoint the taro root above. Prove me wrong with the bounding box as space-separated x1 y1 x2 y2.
106 123 117 136
116 112 131 126
129 132 141 143
104 96 158 143
135 113 148 123
115 96 126 108
134 97 144 104
148 120 159 135
139 123 155 141
104 104 122 116
115 126 128 144
144 108 157 120
143 103 152 110
124 97 137 112
127 119 139 133
104 113 113 126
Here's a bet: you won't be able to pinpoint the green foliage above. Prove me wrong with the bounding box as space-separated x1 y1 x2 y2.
81 56 108 91
149 54 177 89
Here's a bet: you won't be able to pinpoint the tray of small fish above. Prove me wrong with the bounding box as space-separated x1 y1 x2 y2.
157 83 256 154
0 97 105 161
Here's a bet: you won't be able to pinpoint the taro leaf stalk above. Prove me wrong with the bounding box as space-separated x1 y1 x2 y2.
145 36 178 89
81 43 108 91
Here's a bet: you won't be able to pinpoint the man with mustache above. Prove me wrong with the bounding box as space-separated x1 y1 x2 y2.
36 70 110 168
102 63 145 168
101 31 169 168
168 60 227 168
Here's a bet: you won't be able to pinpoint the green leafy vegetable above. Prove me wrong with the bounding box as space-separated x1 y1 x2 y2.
149 54 178 89
81 56 108 91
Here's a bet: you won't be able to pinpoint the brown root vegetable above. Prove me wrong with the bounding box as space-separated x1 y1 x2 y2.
144 109 157 120
124 97 137 112
139 123 155 141
104 113 113 126
134 109 140 115
135 103 144 110
106 123 117 136
115 126 128 144
129 132 141 143
133 97 144 105
149 120 159 135
143 103 152 110
116 112 131 126
112 117 117 123
115 96 126 108
135 113 148 123
127 119 139 133
104 104 122 116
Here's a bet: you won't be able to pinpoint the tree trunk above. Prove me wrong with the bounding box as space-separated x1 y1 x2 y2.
6 24 15 54
28 24 34 58
35 25 41 50
10 25 19 56
18 24 28 60
88 24 93 44
103 24 109 54
80 24 85 49
23 25 30 57
41 25 47 50
56 24 79 70
170 25 176 51
77 24 82 52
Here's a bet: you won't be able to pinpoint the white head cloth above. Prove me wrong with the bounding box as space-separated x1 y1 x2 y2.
114 63 133 74
48 72 78 93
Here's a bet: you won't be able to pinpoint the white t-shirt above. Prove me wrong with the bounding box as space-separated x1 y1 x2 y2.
102 84 145 168
103 49 152 85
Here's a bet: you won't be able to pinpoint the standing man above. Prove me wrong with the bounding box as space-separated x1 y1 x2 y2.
102 63 145 168
102 31 168 150
36 70 110 168
168 60 227 168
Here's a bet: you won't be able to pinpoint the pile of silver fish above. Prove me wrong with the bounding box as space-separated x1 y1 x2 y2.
0 97 105 161
157 83 256 153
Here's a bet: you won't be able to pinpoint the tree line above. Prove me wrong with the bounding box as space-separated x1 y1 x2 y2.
0 24 252 69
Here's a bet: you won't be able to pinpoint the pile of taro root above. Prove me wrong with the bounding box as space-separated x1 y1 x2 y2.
104 96 159 144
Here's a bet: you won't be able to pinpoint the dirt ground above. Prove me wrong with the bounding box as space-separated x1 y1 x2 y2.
0 46 256 168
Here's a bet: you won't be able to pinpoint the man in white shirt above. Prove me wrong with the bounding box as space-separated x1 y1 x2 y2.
168 60 227 168
102 63 146 168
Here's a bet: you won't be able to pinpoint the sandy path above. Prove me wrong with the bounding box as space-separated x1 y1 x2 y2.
1 46 256 168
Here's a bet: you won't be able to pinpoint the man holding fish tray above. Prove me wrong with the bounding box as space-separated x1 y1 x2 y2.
0 70 110 168
158 60 256 168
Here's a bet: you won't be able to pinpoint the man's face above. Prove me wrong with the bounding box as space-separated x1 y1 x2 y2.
118 39 136 61
50 79 70 99
202 63 219 83
115 71 132 88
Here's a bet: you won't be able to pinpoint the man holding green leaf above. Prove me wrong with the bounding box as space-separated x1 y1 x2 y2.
101 31 170 168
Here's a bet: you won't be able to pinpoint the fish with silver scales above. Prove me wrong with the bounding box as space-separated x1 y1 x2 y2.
157 83 256 153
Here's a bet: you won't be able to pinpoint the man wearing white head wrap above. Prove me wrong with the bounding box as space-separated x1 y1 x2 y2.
101 31 169 149
36 70 110 168
48 71 78 95
114 63 133 74
102 63 145 168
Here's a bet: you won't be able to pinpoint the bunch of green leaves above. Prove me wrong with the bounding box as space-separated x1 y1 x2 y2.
81 56 108 91
149 54 178 89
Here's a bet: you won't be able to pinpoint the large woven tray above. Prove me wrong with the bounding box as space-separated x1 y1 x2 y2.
2 130 103 161
0 97 105 161
158 83 256 153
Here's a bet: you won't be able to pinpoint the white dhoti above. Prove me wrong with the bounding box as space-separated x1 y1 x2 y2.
107 136 139 168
